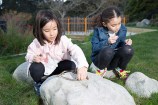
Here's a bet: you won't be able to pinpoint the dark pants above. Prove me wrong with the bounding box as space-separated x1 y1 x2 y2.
94 45 134 70
29 60 76 83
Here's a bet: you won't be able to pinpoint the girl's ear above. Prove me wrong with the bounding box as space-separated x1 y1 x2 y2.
102 22 106 27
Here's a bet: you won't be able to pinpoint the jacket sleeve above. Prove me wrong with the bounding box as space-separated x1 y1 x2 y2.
91 28 109 54
117 25 127 47
64 36 89 69
25 41 39 62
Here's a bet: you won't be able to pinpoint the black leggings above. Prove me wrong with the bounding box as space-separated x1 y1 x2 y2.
94 45 134 70
29 60 76 83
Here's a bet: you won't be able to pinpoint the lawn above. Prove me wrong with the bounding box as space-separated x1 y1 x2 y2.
0 31 158 105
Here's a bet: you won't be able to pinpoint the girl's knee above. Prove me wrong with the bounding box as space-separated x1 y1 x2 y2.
101 47 114 55
63 60 76 73
122 45 134 55
59 60 76 71
29 62 45 82
69 61 76 70
29 62 44 72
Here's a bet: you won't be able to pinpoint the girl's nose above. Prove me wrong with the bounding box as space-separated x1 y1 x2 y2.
115 26 120 33
50 30 54 36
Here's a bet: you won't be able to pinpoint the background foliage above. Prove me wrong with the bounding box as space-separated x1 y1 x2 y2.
1 0 158 20
124 0 158 21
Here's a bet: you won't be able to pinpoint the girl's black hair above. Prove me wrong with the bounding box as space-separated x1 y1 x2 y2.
33 10 62 45
92 6 121 27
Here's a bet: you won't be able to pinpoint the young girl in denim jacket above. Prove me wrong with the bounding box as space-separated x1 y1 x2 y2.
91 6 134 79
25 10 89 95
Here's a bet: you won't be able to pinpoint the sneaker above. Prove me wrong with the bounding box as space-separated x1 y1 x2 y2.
90 62 107 77
113 69 130 79
96 69 107 77
34 82 41 96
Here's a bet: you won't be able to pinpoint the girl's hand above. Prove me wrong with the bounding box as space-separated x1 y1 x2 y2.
125 39 132 45
33 55 43 63
108 35 118 44
77 67 88 80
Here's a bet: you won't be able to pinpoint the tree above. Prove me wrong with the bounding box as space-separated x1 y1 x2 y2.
36 0 127 18
1 0 40 14
38 0 84 18
90 0 125 17
66 0 124 17
124 0 158 21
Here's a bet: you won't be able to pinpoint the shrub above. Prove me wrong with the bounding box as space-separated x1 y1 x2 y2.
0 11 33 56
0 33 33 56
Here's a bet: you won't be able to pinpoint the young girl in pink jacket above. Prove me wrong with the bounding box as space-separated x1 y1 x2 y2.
25 10 89 95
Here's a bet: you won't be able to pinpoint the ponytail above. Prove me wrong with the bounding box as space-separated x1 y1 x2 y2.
92 14 103 28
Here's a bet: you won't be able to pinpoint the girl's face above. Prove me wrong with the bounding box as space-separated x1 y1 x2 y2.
42 20 58 43
104 16 121 33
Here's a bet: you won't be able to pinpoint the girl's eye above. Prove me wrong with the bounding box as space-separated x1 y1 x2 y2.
44 30 50 32
111 23 121 27
111 25 116 27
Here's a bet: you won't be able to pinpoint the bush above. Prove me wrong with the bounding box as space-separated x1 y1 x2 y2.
0 11 33 56
0 33 33 56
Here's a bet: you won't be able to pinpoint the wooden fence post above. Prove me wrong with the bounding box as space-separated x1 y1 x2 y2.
68 17 70 33
123 17 126 25
84 17 87 33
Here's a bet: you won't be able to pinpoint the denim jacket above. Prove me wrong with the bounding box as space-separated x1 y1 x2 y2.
91 24 127 62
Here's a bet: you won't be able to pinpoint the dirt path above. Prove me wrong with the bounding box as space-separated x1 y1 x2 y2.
127 27 157 34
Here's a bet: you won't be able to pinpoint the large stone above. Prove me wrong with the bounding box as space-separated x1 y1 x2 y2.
136 22 146 27
40 72 136 105
136 19 150 27
141 19 150 25
125 72 158 98
13 62 33 84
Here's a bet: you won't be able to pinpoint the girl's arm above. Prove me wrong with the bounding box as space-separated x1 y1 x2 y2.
91 28 109 54
25 40 41 63
117 24 127 47
67 40 89 69
63 36 89 80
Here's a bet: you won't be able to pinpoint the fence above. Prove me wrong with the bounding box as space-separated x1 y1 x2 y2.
62 17 127 36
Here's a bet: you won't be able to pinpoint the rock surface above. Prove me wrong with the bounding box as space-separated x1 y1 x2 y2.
40 72 136 105
126 72 158 98
13 62 33 84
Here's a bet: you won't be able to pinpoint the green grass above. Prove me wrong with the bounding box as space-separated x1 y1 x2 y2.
129 31 158 80
0 56 39 105
0 31 158 105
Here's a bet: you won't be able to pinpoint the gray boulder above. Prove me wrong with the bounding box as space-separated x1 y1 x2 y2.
40 72 136 105
125 72 158 98
141 19 150 25
136 22 146 27
136 19 150 27
13 62 33 84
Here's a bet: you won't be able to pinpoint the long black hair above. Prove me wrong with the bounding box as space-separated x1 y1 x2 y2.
33 10 62 45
